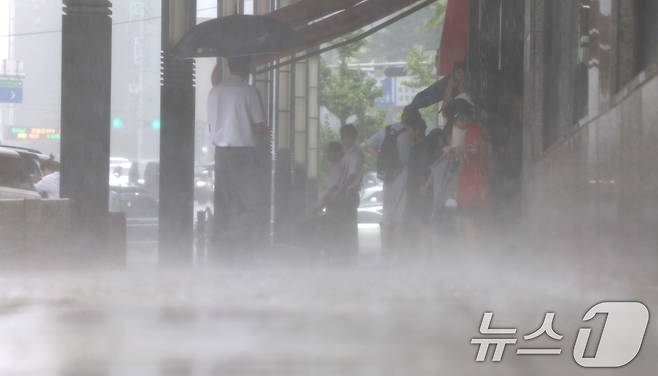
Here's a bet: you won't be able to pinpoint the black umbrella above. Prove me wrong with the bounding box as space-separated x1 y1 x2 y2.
172 14 303 59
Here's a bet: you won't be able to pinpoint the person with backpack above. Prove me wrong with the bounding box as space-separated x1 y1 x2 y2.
404 115 434 257
365 107 419 257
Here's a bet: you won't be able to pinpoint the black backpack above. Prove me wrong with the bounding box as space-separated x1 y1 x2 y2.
376 125 404 182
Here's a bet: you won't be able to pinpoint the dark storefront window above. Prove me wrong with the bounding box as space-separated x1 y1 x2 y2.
574 0 590 122
541 0 595 150
616 0 658 91
637 0 658 71
543 1 583 149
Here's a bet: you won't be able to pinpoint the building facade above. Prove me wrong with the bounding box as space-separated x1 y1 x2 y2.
461 0 658 276
520 0 658 275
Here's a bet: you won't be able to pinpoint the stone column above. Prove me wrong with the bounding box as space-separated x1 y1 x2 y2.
522 0 547 169
159 0 196 265
291 57 308 216
521 0 548 222
60 0 112 259
305 55 320 210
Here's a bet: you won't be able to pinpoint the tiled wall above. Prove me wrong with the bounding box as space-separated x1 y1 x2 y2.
524 67 658 280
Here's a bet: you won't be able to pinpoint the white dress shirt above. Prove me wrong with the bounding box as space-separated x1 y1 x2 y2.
207 74 266 147
34 171 59 198
341 145 365 191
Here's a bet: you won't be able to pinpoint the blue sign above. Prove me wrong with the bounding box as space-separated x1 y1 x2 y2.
0 80 23 103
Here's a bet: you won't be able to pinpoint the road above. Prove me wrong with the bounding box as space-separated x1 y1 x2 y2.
0 253 656 375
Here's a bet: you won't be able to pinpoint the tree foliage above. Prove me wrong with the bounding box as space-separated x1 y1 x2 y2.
403 45 439 124
403 45 436 90
320 36 383 127
426 0 448 28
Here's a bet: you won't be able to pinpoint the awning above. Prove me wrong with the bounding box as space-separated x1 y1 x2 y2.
173 15 302 59
256 0 431 66
437 0 470 76
297 0 420 49
269 0 364 27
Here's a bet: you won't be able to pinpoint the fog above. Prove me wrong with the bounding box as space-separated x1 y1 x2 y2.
0 239 656 375
1 0 658 375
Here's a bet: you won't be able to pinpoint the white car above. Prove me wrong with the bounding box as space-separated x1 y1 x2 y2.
0 147 42 199
360 184 383 206
358 205 382 255
110 157 132 187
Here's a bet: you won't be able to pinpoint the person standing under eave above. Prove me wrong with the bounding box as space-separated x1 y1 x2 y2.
337 124 365 264
447 95 490 247
365 107 419 258
208 56 269 262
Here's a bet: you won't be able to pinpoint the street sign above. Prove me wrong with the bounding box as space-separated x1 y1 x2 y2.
0 79 23 104
3 126 60 141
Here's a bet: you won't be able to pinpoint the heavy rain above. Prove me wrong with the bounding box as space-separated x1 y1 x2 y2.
0 0 657 375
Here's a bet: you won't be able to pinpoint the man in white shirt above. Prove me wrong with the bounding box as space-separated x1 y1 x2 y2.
208 56 268 257
35 158 60 198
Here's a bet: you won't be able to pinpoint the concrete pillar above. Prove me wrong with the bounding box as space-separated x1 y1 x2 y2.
305 55 320 210
159 0 196 265
273 59 293 240
60 0 112 239
521 0 548 219
522 0 547 168
291 57 308 215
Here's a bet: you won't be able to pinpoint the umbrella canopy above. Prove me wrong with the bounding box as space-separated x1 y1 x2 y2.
438 0 470 76
172 14 303 59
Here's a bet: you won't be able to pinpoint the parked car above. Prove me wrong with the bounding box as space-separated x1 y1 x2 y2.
195 163 214 204
357 204 382 255
109 186 158 245
0 145 50 183
110 157 132 187
0 147 41 199
360 184 383 207
362 172 381 190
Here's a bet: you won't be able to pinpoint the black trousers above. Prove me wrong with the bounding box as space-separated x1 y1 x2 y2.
213 146 268 257
331 190 359 263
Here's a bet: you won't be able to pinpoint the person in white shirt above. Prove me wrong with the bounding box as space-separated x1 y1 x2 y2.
208 56 268 257
35 158 60 199
319 142 346 211
337 124 364 262
301 142 345 257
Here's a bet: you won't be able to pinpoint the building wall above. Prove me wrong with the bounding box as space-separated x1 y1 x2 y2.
466 0 525 216
522 0 658 279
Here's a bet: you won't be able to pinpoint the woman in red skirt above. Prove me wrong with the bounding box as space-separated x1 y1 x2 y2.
447 96 490 245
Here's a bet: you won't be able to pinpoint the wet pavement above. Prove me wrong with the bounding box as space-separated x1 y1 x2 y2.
0 258 656 376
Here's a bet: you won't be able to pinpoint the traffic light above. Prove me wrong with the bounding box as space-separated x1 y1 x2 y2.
151 119 161 130
112 117 124 129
